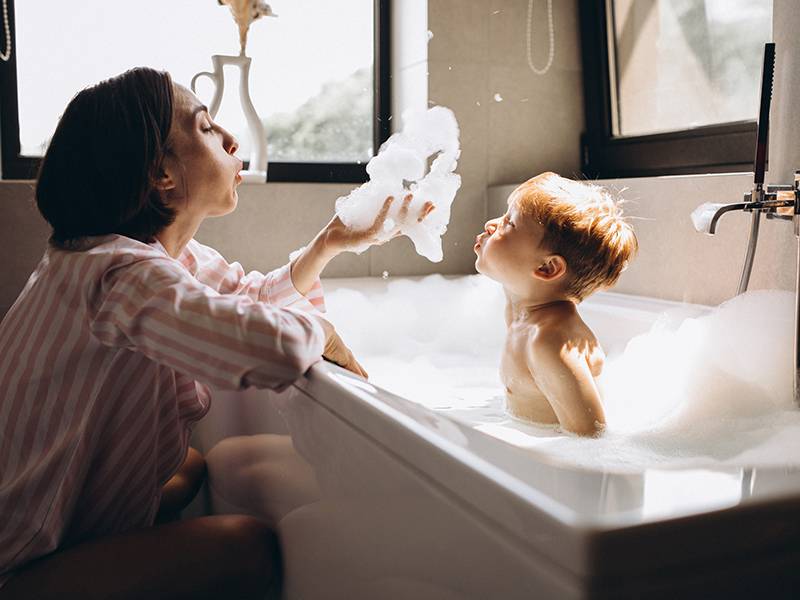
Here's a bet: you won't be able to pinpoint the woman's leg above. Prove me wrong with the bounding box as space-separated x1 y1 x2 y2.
157 446 207 522
0 514 280 600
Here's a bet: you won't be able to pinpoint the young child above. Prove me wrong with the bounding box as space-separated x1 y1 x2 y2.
474 172 638 436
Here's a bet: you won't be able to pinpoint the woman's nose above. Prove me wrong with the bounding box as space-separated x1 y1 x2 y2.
227 135 239 156
222 127 239 155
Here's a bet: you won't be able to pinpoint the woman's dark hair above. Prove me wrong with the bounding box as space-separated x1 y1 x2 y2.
36 67 176 248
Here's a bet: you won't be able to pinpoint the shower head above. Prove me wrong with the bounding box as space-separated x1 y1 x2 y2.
753 42 776 187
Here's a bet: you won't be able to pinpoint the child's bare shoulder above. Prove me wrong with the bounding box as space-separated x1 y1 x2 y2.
527 308 604 374
528 318 576 360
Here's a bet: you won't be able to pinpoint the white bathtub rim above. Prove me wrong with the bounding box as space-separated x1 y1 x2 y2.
296 360 800 580
303 360 800 519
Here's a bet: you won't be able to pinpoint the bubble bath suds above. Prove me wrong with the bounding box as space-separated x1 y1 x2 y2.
334 107 461 262
325 275 800 471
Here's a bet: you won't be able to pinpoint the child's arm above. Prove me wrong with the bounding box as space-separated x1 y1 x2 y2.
527 332 606 436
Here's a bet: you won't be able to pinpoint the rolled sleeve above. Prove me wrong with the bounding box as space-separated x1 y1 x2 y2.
263 263 326 313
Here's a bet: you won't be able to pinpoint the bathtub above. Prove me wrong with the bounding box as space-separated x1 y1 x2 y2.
192 276 800 599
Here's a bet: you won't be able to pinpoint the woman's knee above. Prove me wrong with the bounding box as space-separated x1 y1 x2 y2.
184 447 206 476
157 448 207 519
213 515 281 590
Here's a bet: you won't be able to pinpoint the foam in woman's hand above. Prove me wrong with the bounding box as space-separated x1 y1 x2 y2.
334 106 461 262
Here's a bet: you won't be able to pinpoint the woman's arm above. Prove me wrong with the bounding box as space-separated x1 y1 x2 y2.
184 240 324 312
288 229 339 297
180 242 365 377
88 257 327 391
290 194 434 294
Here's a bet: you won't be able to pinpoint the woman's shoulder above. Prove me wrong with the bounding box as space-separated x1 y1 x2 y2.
58 234 170 261
183 238 224 263
46 235 181 281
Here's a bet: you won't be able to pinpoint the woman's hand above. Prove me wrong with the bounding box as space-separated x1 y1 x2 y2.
289 194 434 296
321 194 435 256
314 315 368 378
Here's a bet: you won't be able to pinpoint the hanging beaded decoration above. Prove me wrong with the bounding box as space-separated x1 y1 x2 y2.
526 0 554 75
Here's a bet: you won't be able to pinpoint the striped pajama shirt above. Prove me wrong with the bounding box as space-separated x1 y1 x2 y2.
0 234 326 585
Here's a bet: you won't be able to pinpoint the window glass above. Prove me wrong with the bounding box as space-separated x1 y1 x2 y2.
16 0 374 162
609 0 772 137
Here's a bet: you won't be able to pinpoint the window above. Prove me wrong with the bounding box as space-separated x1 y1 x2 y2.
0 0 390 182
580 0 772 178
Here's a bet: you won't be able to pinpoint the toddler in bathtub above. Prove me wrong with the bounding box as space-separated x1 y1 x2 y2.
474 172 638 436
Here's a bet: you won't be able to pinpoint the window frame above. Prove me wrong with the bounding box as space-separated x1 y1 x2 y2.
578 0 758 179
0 0 390 183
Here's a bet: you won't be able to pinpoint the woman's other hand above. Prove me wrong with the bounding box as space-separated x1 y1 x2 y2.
314 316 368 378
321 194 435 255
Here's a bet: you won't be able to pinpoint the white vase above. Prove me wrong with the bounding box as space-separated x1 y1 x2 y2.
191 54 268 182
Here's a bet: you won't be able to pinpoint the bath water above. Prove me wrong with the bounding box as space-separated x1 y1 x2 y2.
325 275 800 471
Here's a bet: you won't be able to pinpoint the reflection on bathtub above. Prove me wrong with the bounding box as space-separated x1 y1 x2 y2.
325 275 800 472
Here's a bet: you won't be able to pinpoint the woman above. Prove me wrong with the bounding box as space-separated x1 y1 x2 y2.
0 67 431 599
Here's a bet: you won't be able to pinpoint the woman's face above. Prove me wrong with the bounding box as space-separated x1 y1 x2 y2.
161 84 243 219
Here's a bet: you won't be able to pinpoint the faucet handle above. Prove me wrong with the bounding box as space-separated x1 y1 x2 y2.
774 191 796 217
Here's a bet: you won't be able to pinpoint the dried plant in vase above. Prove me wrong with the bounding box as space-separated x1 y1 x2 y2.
217 0 277 56
189 1 276 179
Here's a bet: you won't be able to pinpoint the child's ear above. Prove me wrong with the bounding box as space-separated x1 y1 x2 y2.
533 255 567 281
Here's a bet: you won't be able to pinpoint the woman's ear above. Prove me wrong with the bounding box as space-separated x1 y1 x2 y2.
532 254 567 281
152 167 176 192
152 150 180 192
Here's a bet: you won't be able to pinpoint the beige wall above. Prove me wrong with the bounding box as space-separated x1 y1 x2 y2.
429 0 584 183
1 182 50 316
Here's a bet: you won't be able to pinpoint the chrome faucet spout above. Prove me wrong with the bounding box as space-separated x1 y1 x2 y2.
708 202 751 235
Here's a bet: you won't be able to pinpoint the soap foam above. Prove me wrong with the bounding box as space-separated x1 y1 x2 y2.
325 275 800 471
690 202 724 233
334 107 462 262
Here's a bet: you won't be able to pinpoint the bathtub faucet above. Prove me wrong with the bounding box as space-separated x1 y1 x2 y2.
706 184 797 235
704 175 800 293
696 44 800 404
705 171 800 405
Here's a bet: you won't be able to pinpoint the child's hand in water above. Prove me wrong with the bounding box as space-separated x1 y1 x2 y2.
321 194 435 255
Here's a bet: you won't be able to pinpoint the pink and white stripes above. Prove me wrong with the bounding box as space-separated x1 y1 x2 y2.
0 235 325 585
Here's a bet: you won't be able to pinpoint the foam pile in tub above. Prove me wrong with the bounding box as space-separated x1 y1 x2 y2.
326 275 800 471
334 106 461 262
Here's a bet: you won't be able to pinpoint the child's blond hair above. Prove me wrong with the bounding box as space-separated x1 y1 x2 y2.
512 172 638 301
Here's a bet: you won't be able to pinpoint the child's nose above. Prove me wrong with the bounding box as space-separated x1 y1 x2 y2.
484 219 498 234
